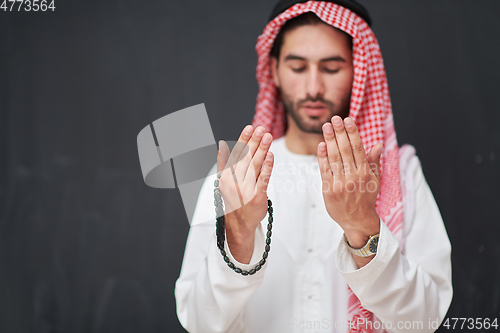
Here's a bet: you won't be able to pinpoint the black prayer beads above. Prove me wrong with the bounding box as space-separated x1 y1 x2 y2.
214 172 273 276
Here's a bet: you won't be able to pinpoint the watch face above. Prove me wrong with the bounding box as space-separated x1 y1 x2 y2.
369 235 379 253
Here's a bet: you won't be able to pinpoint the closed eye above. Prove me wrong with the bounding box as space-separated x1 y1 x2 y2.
324 68 340 74
292 67 306 73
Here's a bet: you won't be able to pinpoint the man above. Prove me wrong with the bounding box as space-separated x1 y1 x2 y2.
175 1 452 332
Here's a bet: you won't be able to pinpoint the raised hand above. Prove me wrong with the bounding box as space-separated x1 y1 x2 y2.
317 116 383 250
217 125 274 264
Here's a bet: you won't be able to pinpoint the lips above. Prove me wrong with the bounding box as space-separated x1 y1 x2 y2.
302 102 327 117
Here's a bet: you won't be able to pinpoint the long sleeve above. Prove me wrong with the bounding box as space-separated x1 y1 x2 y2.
175 138 453 333
336 154 453 332
174 164 268 333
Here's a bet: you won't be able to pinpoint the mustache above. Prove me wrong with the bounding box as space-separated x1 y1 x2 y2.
297 96 335 108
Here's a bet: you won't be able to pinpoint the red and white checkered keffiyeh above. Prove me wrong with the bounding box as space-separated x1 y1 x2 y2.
252 2 404 332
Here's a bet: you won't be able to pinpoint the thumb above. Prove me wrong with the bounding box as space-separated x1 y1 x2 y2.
367 143 383 178
257 151 274 194
217 140 230 173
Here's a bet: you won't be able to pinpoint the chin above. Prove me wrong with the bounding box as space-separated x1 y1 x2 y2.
298 121 325 134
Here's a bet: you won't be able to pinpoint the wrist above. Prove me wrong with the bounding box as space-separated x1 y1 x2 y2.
344 215 380 249
224 212 264 266
225 213 256 247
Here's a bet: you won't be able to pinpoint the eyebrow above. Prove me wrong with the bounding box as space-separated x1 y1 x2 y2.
283 54 346 63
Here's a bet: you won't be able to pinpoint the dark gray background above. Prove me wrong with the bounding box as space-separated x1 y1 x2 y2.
1 0 499 332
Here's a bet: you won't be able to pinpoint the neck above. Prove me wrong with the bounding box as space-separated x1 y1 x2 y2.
284 115 324 155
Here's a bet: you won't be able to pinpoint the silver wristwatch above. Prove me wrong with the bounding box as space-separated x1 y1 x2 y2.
345 234 379 257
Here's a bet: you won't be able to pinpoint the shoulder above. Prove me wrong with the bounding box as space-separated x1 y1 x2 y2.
398 144 425 191
398 144 436 237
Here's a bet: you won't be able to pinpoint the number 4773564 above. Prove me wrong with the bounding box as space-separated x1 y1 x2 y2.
442 318 498 330
1 0 56 11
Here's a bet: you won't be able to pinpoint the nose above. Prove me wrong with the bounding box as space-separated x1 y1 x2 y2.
305 65 324 100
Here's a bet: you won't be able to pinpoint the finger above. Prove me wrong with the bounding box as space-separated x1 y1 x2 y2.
317 142 333 192
217 149 221 174
246 132 273 182
331 115 355 177
344 117 367 169
367 143 383 178
322 122 342 179
236 126 267 180
256 151 274 194
217 140 230 173
225 125 253 173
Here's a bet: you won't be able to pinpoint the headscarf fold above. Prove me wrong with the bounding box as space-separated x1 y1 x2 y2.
252 2 404 332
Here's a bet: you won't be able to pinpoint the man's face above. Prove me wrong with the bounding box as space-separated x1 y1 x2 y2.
271 22 354 134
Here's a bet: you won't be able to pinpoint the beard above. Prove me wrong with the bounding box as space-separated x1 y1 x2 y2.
280 89 351 134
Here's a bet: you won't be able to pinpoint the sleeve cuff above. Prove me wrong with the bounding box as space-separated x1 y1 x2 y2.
336 219 400 287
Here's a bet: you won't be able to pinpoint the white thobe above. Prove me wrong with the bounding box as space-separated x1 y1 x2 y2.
175 137 453 333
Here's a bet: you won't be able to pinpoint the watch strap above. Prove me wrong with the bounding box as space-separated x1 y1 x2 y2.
345 234 379 257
